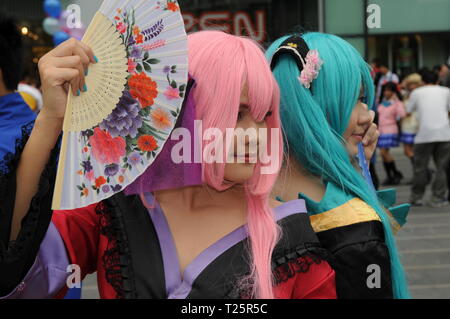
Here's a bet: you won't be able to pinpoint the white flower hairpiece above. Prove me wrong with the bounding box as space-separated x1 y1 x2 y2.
298 50 323 89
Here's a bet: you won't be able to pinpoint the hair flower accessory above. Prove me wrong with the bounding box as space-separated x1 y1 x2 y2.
298 50 323 89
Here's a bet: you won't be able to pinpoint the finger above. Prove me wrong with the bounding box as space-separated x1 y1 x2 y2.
364 135 379 160
369 110 375 123
43 56 85 95
50 38 81 58
363 124 379 145
41 65 80 88
68 46 89 93
362 129 372 145
71 77 81 96
63 83 70 95
55 68 82 96
77 40 97 64
47 41 88 93
71 43 96 93
58 56 84 95
75 62 86 96
50 38 92 74
71 53 87 94
366 129 380 148
50 55 87 69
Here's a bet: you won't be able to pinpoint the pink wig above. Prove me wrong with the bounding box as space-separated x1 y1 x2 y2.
188 31 282 298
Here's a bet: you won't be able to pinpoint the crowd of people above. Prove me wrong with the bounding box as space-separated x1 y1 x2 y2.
0 7 447 300
370 60 450 208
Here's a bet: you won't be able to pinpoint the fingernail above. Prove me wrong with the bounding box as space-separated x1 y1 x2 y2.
77 89 81 96
83 84 87 92
94 55 99 63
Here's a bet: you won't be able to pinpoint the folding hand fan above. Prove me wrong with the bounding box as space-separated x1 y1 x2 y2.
52 0 188 209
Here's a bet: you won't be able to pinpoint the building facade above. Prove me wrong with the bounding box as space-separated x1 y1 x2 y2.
1 0 449 80
180 0 450 78
324 0 450 78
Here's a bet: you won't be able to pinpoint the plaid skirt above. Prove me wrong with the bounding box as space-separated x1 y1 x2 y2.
378 134 400 148
400 132 416 145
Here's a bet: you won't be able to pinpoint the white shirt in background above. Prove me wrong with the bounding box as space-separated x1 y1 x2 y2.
407 85 450 144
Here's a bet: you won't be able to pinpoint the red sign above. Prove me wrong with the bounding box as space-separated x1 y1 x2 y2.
183 10 267 43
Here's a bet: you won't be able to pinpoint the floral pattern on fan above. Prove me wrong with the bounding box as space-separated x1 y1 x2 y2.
75 7 186 197
157 0 180 12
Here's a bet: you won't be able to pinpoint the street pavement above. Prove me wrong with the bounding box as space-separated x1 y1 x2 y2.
80 147 450 299
374 147 450 299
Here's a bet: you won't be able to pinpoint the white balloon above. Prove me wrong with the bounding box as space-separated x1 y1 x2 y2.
43 17 61 36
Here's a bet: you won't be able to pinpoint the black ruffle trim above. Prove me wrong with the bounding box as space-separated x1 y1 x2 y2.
272 243 332 285
0 121 59 262
0 121 34 258
225 243 333 298
96 199 136 299
0 121 60 295
0 121 34 175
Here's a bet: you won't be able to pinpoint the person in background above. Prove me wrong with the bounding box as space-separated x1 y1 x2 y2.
376 63 399 106
448 154 450 202
400 73 422 184
436 63 450 202
434 64 450 88
371 58 382 93
377 82 406 186
372 63 399 187
18 69 43 113
0 14 36 165
434 64 450 201
0 13 83 300
407 71 450 207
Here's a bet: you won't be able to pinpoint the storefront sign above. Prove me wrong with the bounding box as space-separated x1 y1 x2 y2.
183 10 267 43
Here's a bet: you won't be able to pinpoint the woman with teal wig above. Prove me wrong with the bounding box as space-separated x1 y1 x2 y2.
267 32 410 299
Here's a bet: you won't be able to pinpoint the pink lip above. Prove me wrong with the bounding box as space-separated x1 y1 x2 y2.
352 135 363 142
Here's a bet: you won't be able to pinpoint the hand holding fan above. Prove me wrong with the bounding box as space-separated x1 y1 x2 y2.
52 0 188 209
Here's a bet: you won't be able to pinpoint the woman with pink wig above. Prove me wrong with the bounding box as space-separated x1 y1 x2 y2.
1 31 336 299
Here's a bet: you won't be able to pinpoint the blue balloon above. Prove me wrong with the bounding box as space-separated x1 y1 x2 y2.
53 31 70 46
44 0 61 18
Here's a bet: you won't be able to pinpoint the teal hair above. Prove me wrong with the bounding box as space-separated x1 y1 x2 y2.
266 32 410 299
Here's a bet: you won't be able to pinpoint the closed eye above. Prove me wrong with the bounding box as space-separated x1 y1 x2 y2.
264 111 273 119
237 104 249 121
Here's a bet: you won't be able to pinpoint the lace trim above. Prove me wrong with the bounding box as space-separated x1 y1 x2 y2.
225 243 332 298
2 164 59 264
0 120 61 297
96 199 136 299
0 120 59 263
273 253 322 285
272 243 332 284
0 121 34 175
